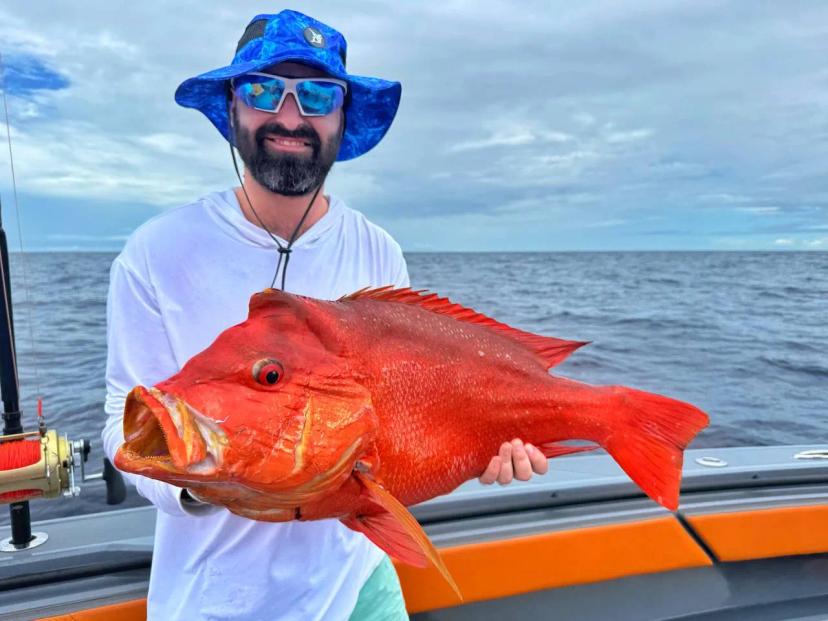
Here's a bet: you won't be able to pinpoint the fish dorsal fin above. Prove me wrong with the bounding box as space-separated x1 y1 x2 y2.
340 287 588 369
342 473 462 601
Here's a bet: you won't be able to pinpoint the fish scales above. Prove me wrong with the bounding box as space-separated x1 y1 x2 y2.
326 297 570 502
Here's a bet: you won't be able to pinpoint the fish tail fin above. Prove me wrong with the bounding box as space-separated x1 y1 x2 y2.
600 386 708 511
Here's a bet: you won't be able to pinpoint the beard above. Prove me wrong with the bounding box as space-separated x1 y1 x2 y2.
232 107 341 196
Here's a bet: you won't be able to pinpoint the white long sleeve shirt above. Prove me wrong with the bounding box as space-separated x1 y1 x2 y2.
102 188 409 621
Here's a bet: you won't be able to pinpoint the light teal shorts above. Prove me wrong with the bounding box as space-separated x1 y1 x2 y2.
349 555 409 620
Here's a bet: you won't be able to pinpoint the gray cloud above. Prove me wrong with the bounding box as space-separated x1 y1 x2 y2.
1 1 827 250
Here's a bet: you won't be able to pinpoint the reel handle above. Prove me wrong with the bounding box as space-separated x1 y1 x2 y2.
80 452 127 505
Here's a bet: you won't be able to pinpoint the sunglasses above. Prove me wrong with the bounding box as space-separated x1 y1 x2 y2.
232 72 348 117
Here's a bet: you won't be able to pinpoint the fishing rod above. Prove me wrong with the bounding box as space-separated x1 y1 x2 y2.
0 195 46 550
0 53 126 553
0 201 127 553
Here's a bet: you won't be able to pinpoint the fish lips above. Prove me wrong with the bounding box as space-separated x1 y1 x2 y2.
115 385 228 483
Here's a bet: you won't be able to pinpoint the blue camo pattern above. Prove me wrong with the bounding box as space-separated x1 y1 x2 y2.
174 10 401 161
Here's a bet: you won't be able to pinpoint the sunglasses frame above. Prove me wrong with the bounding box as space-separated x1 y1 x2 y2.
232 72 349 117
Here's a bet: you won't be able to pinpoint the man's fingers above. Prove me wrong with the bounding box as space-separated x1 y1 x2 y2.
479 456 501 484
511 438 532 481
526 443 549 475
496 441 514 485
480 441 549 486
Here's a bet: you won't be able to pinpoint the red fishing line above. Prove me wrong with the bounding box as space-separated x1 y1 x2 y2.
0 439 41 470
0 440 42 502
0 489 40 501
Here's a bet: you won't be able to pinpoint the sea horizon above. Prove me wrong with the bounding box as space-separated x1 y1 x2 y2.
8 248 828 255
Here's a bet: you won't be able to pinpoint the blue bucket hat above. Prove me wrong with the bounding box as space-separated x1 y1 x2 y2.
174 10 401 162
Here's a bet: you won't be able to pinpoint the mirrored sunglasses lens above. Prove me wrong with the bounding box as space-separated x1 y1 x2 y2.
236 77 285 111
296 81 345 115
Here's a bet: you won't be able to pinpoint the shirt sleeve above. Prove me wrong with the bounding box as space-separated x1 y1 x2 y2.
388 241 410 288
102 256 220 517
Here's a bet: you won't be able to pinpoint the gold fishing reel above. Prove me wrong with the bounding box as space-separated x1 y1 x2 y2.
0 427 127 552
0 429 125 505
0 430 72 502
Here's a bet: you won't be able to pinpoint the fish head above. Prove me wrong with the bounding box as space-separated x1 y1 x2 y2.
115 289 377 507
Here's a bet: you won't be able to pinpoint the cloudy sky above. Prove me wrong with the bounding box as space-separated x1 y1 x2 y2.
1 1 827 251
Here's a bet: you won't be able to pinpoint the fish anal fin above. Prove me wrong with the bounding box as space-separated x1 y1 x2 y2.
342 473 462 601
539 442 600 459
339 287 588 368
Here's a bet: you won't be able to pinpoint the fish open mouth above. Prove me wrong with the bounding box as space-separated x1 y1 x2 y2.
116 386 227 478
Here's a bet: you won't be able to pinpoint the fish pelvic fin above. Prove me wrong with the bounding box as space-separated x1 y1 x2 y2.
601 387 709 511
340 287 587 369
342 472 462 601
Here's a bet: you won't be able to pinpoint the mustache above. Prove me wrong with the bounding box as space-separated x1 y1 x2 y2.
255 123 321 149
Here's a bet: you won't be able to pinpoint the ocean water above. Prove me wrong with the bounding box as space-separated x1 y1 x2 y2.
2 251 827 523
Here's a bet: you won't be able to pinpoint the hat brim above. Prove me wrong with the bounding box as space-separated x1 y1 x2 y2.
174 50 401 162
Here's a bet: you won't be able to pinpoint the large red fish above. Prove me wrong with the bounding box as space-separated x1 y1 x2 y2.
115 287 709 594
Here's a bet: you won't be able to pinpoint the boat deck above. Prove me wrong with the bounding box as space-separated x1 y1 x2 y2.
2 444 827 620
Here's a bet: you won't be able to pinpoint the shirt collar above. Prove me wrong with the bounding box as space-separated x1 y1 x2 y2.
209 188 345 249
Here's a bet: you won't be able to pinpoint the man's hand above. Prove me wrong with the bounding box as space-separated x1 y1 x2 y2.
479 438 548 485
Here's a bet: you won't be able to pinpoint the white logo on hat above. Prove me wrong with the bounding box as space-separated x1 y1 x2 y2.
304 27 325 48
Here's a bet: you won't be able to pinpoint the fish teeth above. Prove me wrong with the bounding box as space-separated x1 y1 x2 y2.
149 387 228 472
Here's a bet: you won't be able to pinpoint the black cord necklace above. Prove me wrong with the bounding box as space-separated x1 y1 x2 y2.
229 143 322 291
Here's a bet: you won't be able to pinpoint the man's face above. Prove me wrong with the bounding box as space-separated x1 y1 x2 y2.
231 62 344 196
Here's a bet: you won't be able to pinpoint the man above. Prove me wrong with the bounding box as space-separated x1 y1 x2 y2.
102 10 548 620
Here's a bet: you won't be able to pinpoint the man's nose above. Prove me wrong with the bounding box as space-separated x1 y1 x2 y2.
275 93 305 128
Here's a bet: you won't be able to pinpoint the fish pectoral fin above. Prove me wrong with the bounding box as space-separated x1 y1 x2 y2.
342 473 462 601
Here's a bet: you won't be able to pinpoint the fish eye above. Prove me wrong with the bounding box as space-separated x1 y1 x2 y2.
252 359 284 386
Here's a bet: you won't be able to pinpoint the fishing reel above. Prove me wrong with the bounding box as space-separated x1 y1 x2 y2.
0 427 126 551
0 429 124 504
